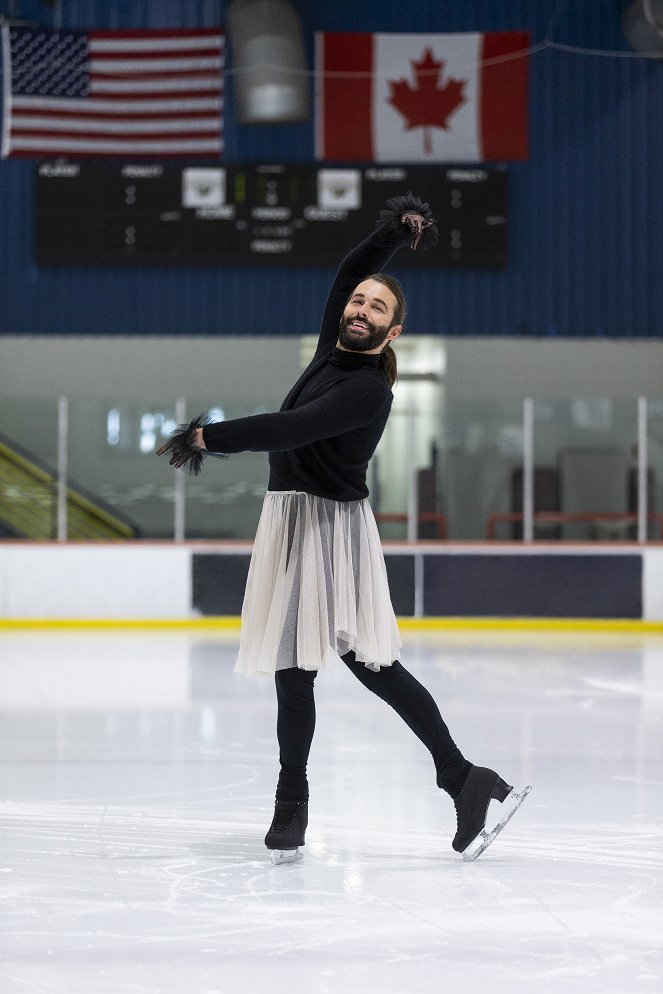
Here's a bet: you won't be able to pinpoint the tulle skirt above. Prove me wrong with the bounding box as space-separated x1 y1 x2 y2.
235 491 402 676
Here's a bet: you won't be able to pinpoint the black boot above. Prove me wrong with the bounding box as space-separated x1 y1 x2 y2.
452 766 512 853
265 798 308 863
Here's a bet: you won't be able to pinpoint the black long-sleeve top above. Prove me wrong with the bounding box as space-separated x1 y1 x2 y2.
202 221 410 501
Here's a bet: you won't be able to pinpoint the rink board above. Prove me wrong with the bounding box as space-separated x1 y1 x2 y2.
0 542 660 622
192 548 642 619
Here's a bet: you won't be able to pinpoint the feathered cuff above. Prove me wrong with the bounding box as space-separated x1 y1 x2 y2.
156 412 227 476
376 191 439 251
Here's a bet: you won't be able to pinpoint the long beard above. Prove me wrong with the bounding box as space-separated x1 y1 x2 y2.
338 314 391 353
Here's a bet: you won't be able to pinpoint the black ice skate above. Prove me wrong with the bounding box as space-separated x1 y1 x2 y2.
452 765 532 861
264 798 308 865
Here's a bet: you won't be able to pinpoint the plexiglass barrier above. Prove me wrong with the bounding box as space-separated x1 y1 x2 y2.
0 398 61 539
0 394 660 541
530 398 639 542
443 397 524 541
646 399 663 541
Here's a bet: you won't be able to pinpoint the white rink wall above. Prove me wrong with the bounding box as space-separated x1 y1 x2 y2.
0 545 191 619
644 548 663 620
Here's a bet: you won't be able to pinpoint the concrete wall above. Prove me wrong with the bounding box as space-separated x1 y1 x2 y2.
445 338 663 401
3 336 662 406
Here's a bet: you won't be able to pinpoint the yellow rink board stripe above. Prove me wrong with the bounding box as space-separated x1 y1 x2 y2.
1 616 663 634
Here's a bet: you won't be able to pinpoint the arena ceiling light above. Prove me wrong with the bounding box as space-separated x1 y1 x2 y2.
228 0 309 123
623 0 663 56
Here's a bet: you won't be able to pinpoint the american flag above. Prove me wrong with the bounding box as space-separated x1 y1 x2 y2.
1 26 224 158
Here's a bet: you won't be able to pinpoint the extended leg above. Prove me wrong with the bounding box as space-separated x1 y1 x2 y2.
341 652 531 858
341 651 470 796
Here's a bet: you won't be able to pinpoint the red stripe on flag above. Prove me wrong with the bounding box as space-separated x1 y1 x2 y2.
10 149 221 158
320 32 372 161
13 130 222 142
88 28 220 40
480 31 530 161
90 69 220 81
88 48 223 61
88 91 221 102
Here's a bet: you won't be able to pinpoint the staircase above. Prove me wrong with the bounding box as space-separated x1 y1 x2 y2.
0 437 139 539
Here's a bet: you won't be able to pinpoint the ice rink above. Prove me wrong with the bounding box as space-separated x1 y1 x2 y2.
1 627 662 994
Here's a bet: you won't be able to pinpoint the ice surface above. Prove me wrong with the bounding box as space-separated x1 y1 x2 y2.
0 628 662 993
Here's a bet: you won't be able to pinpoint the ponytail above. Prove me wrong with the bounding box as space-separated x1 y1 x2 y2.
379 343 398 388
365 273 404 390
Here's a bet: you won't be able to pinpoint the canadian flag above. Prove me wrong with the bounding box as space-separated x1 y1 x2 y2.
315 31 530 162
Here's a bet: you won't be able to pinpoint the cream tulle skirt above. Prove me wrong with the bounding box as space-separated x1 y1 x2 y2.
235 491 402 675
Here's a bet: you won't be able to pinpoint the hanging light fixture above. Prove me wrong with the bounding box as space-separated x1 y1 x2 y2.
623 0 663 57
228 0 309 123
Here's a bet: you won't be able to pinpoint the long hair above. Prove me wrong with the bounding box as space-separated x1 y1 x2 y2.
366 272 406 389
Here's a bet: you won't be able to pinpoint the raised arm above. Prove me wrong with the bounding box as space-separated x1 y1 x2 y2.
315 192 438 358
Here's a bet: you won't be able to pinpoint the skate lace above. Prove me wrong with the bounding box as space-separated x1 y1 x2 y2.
270 802 299 831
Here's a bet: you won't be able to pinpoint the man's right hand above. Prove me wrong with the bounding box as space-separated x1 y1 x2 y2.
401 211 434 251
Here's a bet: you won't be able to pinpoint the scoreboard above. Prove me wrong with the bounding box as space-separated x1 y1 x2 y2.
35 162 507 268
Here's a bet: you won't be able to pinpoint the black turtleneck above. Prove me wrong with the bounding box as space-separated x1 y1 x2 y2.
202 346 392 500
202 220 410 501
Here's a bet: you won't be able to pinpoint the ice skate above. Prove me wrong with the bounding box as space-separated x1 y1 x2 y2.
461 785 532 861
452 765 532 861
264 798 308 865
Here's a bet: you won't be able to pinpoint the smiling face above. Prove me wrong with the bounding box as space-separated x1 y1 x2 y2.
337 279 403 354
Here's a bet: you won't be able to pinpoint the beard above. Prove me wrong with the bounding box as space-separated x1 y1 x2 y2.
337 313 392 353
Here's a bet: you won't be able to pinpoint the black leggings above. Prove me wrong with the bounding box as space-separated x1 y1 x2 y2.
275 650 470 802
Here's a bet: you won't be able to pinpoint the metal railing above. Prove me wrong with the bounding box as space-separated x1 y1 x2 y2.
487 512 663 542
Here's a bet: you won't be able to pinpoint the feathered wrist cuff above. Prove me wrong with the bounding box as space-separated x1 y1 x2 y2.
156 412 227 476
376 191 439 251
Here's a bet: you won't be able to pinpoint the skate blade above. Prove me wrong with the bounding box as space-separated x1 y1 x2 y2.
268 847 303 865
462 785 532 862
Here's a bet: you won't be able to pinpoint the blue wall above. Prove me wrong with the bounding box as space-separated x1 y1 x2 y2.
0 0 661 338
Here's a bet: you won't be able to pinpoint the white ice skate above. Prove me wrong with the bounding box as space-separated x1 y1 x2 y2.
461 785 532 861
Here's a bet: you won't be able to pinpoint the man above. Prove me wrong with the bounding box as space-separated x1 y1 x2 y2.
158 193 530 863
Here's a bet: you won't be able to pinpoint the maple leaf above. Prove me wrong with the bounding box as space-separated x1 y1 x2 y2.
388 48 466 156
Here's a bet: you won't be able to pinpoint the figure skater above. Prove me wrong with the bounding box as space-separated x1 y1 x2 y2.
158 193 530 863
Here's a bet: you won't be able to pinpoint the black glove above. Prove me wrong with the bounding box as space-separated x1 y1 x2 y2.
156 412 226 476
376 191 439 251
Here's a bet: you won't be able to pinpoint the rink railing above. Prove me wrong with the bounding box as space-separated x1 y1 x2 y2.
487 512 663 542
5 393 661 544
